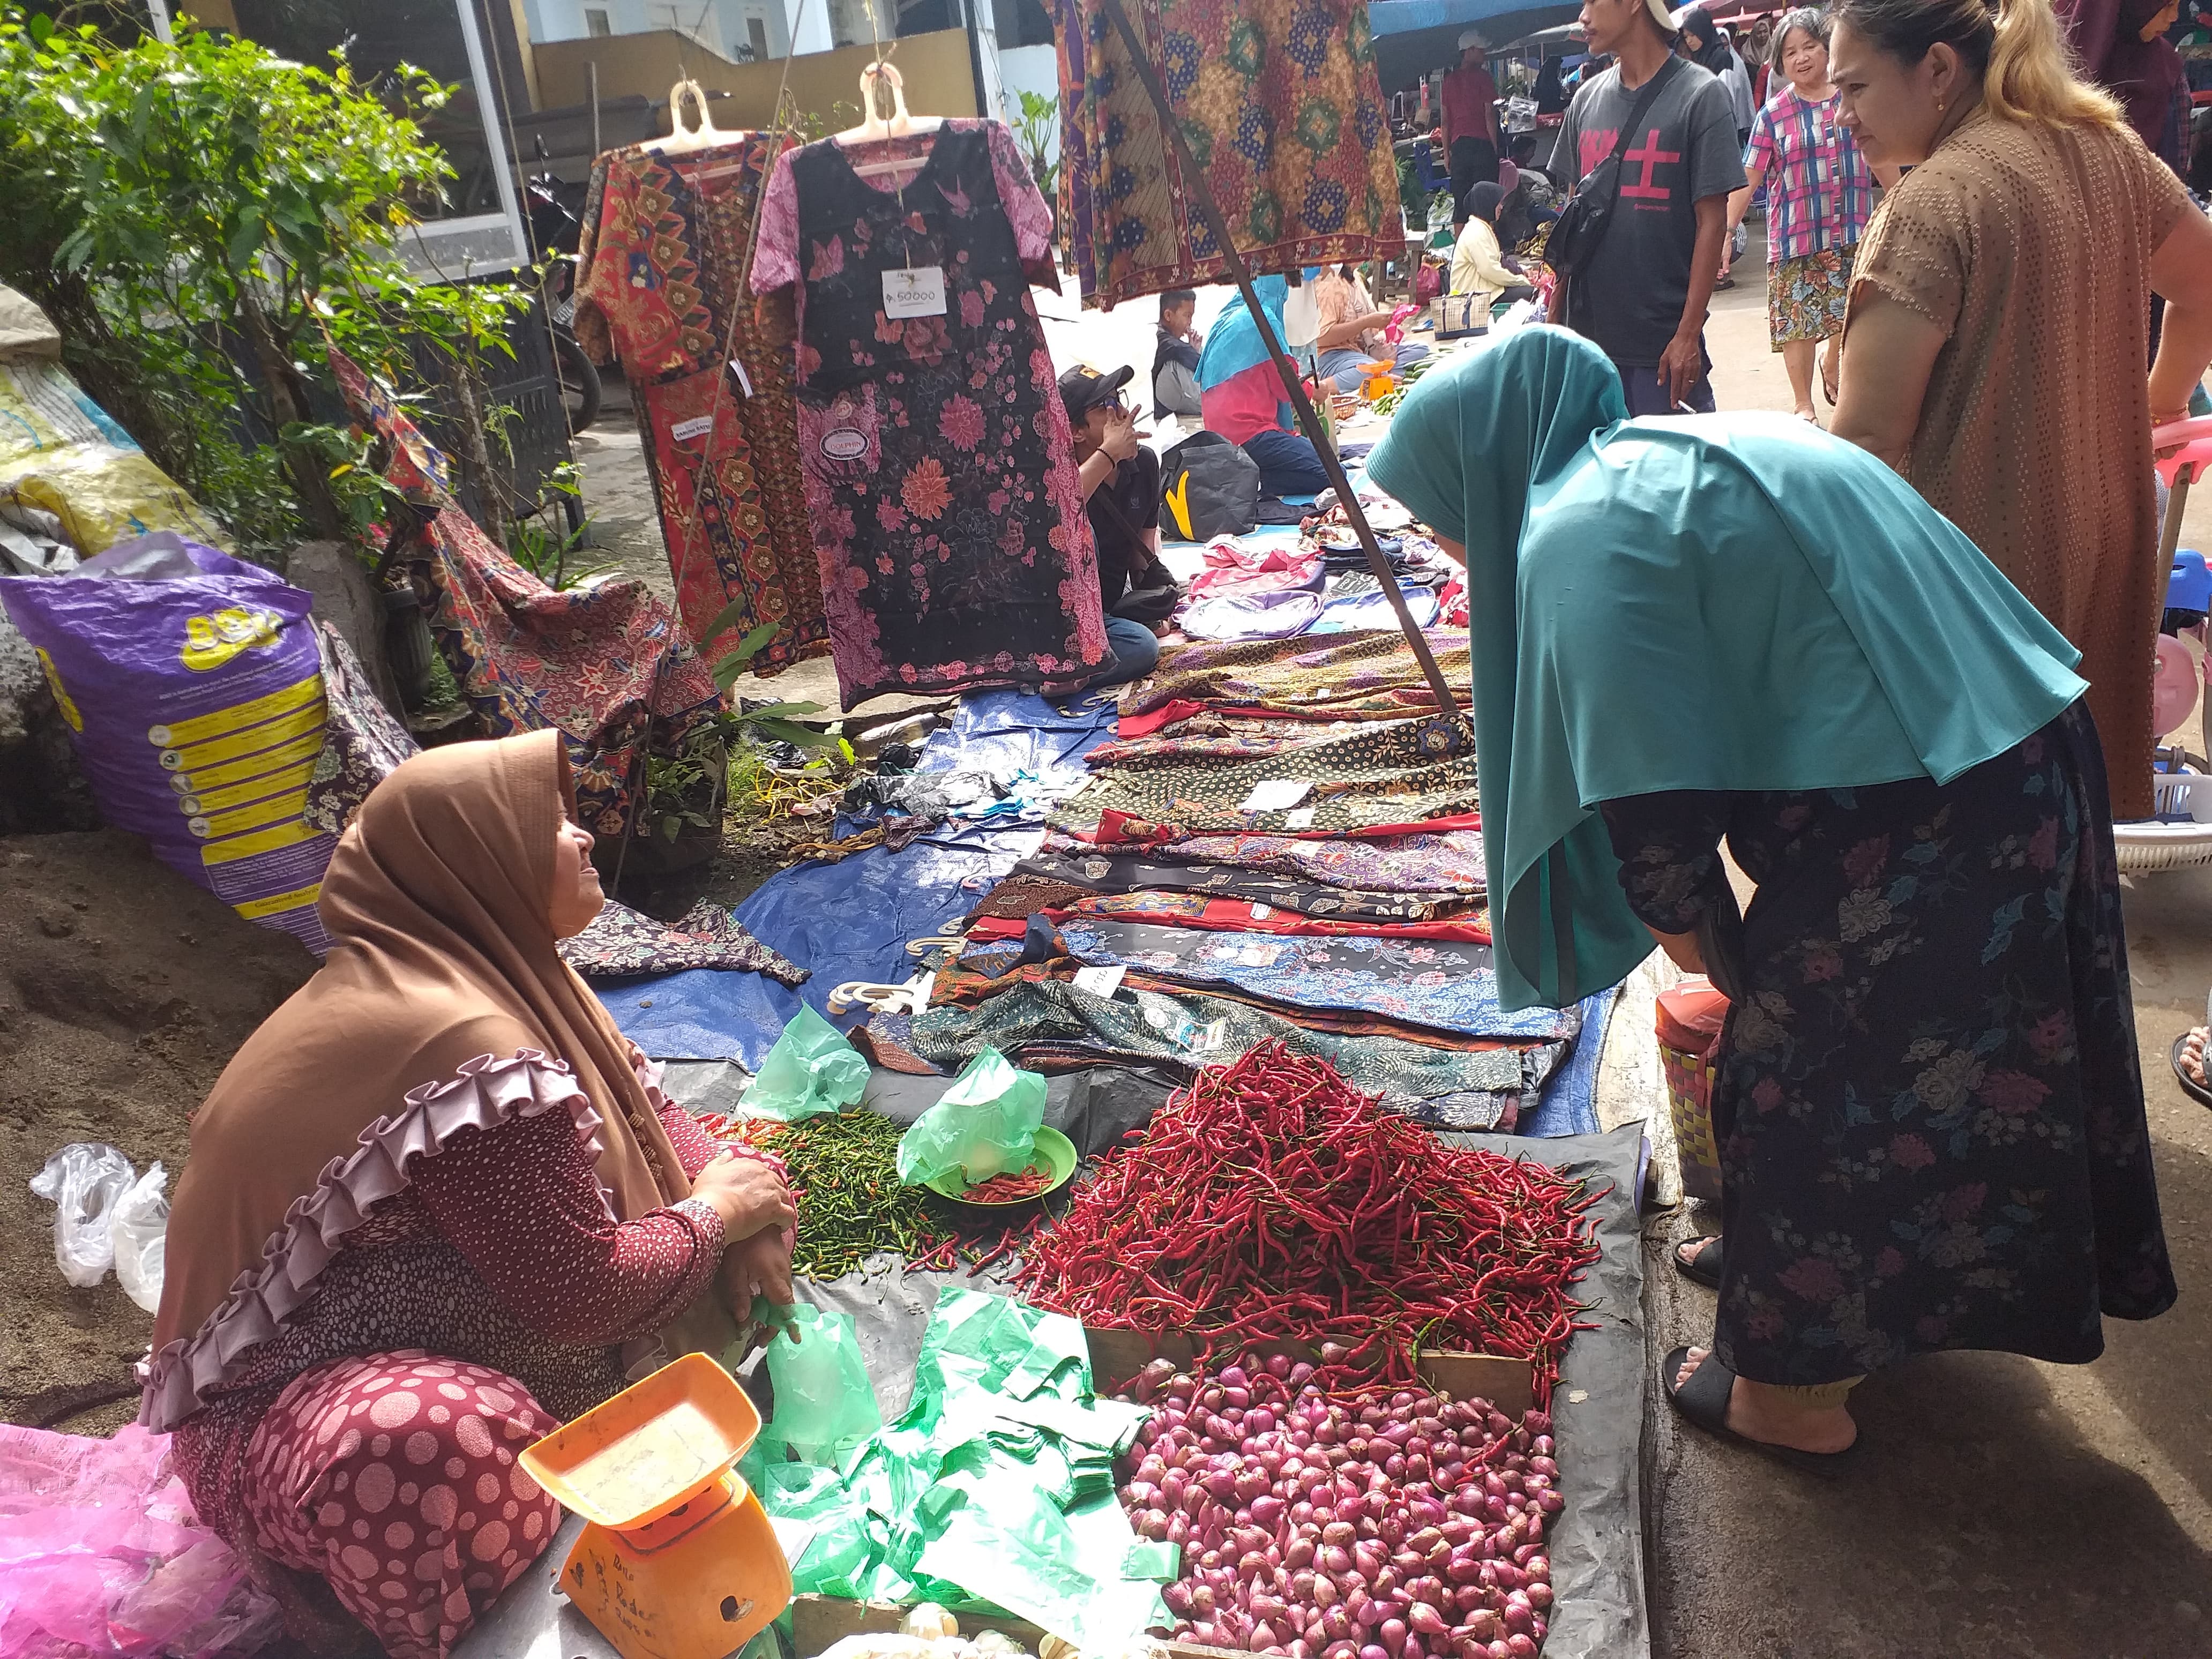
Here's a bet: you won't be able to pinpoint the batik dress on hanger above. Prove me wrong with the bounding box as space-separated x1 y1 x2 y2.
574 132 826 676
752 118 1109 709
1055 0 1407 308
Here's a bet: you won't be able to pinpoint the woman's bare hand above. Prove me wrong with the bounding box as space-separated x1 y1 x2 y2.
689 1152 794 1237
719 1225 797 1325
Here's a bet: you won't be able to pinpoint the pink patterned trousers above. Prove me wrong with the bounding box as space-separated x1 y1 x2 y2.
243 1351 564 1659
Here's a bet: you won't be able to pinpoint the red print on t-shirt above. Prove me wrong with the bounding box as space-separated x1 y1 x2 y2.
1576 126 1679 205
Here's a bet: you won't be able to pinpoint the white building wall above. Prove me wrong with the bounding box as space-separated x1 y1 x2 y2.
995 40 1056 164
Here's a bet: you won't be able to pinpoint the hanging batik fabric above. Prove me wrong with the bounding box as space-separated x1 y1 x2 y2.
328 349 719 837
574 134 825 676
1056 0 1406 309
752 119 1109 709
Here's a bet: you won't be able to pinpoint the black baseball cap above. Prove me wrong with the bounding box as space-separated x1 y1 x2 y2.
1057 363 1134 422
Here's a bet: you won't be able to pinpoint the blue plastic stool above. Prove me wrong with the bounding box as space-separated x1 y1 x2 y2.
2170 549 2210 614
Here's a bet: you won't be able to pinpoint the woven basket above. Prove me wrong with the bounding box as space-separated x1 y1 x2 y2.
1659 1041 1723 1203
1656 977 1729 1205
2114 771 2212 873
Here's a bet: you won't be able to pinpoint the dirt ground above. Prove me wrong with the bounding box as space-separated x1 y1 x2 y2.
0 831 315 1434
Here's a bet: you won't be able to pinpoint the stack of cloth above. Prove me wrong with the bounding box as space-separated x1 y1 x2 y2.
861 628 1583 1131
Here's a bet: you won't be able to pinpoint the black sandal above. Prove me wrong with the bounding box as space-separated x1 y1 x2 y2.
1673 1236 1724 1290
1662 1346 1857 1473
2170 1033 2212 1109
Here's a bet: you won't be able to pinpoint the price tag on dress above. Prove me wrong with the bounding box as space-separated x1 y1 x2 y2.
882 265 948 318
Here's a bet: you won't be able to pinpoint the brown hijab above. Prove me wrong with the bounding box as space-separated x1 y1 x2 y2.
154 729 691 1355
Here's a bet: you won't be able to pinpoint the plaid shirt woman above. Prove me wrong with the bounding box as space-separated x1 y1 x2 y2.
1725 9 1877 420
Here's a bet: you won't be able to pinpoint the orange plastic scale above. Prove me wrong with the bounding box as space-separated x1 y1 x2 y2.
520 1354 793 1659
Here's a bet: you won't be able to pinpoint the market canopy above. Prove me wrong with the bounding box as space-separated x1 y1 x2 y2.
1369 0 1585 88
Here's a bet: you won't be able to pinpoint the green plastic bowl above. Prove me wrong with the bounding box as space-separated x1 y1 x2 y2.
924 1127 1079 1207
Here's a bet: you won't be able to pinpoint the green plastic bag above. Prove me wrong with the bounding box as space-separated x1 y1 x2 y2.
895 1047 1045 1186
759 1304 881 1464
738 1004 869 1122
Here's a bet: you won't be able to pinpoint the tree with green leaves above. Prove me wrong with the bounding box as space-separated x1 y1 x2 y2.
0 6 528 556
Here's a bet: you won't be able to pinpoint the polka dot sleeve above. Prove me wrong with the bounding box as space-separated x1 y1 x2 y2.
410 1107 726 1346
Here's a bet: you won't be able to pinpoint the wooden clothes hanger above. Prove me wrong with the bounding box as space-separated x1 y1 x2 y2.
832 62 944 178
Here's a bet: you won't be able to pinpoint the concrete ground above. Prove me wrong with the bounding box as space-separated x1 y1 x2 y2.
565 239 2212 1657
1612 260 2212 1659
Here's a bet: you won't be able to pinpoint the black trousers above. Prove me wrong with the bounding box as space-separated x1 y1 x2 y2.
1447 136 1497 213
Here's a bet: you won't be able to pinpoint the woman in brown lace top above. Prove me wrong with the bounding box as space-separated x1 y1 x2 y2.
1826 0 2212 819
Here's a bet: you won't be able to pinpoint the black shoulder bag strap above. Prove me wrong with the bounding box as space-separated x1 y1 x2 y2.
1553 56 1680 310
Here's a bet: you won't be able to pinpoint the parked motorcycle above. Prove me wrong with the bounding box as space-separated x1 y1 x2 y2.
526 137 602 435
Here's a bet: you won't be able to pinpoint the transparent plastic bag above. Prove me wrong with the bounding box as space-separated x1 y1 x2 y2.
738 1004 870 1123
0 1422 283 1659
27 1142 133 1289
759 1303 882 1466
109 1161 169 1314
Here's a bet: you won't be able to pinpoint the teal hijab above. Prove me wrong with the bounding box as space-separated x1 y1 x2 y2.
1197 274 1290 391
1364 327 2087 1011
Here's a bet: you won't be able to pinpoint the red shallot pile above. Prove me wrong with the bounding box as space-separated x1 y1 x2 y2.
1016 1043 1602 1400
1118 1354 1559 1659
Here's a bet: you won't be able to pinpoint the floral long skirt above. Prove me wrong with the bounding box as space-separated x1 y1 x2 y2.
1767 244 1856 347
1599 703 2174 1385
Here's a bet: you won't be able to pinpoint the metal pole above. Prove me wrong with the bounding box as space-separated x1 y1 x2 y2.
1095 0 1462 723
588 61 602 160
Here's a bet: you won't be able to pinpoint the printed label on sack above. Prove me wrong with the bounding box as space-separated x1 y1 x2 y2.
1072 965 1127 999
670 415 716 442
881 265 948 319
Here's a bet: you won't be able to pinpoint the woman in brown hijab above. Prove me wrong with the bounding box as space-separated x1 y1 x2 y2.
143 730 796 1659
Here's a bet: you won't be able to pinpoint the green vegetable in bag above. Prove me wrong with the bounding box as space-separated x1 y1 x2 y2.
759 1304 882 1465
895 1047 1045 1187
738 1004 869 1122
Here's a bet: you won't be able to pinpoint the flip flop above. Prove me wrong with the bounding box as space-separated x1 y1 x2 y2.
1673 1236 1724 1290
2170 1033 2212 1109
1663 1346 1857 1473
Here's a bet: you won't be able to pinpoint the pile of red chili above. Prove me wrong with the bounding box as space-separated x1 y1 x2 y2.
961 1163 1057 1202
1015 1043 1602 1402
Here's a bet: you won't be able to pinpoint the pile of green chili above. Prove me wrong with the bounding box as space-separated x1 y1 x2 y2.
745 1108 953 1279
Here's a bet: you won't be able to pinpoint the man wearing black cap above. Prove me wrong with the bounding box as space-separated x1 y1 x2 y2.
1059 362 1180 684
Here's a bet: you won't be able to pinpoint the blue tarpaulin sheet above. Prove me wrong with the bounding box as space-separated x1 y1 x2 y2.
606 825 1042 1069
607 693 1119 1070
1520 985 1620 1138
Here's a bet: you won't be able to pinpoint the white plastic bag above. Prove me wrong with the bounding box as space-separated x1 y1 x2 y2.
110 1161 169 1313
27 1142 132 1289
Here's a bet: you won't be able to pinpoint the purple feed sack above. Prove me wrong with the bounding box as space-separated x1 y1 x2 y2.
0 534 338 954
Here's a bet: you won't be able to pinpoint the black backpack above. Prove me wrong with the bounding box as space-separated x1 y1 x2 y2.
1159 430 1261 542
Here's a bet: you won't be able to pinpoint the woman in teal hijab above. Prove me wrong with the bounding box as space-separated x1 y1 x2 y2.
1366 327 2173 1463
1197 275 1329 497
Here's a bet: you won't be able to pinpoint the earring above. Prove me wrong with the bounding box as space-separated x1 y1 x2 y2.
1935 96 1946 113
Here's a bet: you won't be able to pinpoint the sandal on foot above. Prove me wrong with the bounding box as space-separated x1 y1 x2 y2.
1662 1346 1857 1473
1673 1236 1724 1290
2170 1033 2212 1109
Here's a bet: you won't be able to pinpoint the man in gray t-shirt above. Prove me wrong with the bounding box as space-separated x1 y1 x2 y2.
1547 0 1745 414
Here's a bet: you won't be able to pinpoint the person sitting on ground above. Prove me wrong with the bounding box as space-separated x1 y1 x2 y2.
1059 362 1178 685
1365 325 2175 1464
145 731 799 1658
1310 263 1431 392
1450 183 1540 310
1198 274 1331 498
1152 288 1204 420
